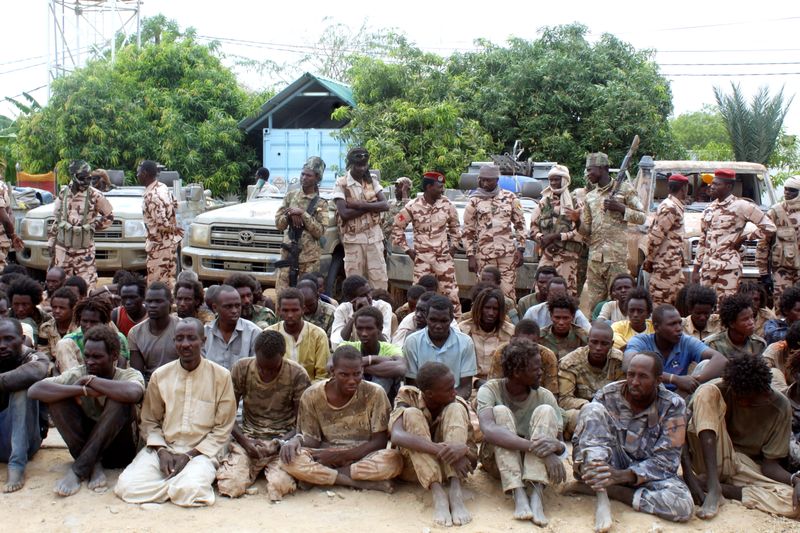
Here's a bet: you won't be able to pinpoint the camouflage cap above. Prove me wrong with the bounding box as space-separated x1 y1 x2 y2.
68 159 91 176
585 153 610 168
346 147 369 165
478 165 500 179
302 156 326 180
394 176 413 187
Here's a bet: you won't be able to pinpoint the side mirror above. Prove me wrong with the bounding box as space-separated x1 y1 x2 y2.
186 185 203 202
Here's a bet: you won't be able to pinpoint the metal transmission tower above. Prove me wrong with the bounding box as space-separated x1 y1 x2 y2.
47 0 142 95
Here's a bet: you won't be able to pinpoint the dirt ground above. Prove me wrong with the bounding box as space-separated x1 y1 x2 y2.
3 432 796 533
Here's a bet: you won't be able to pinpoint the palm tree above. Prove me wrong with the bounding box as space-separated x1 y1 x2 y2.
713 83 793 165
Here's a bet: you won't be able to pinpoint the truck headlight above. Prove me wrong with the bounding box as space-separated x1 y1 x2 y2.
124 220 147 238
190 224 210 246
22 219 45 238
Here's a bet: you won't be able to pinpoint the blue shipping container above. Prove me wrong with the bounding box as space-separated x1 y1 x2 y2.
263 128 347 190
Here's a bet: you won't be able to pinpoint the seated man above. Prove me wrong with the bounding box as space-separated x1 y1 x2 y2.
516 266 557 319
341 306 406 401
111 273 147 337
9 276 51 344
202 285 261 371
786 349 800 471
224 273 277 329
55 295 130 372
765 286 800 345
558 322 624 438
216 330 311 501
0 290 35 346
115 318 236 507
174 278 214 325
522 276 591 331
394 284 425 323
279 346 403 493
704 293 767 359
390 362 477 527
596 274 634 323
29 325 144 497
37 286 79 363
128 282 180 383
477 338 567 527
685 355 800 519
488 319 559 395
297 279 336 336
610 287 654 350
539 294 589 360
681 284 721 341
64 275 89 302
625 305 727 396
737 281 776 339
331 275 393 348
404 295 476 400
267 288 329 381
570 351 694 530
476 269 519 324
43 266 67 309
393 291 459 348
0 318 48 492
764 321 800 393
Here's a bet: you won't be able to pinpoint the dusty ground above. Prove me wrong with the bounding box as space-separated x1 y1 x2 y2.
3 432 797 533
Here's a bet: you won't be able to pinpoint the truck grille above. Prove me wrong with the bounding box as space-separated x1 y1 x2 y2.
209 225 283 251
46 219 124 241
202 258 275 273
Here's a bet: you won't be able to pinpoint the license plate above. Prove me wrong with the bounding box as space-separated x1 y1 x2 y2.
223 261 252 271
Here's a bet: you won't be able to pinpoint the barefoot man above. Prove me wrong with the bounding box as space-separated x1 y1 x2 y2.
477 338 567 527
29 325 144 496
280 345 403 493
570 351 694 531
390 362 477 527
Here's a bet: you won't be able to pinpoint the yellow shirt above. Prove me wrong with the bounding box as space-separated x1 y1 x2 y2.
611 319 655 350
267 321 330 381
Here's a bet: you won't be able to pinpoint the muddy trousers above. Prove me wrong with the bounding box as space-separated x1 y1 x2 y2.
281 448 402 486
216 440 296 500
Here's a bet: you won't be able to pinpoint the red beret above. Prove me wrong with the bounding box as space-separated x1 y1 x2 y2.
668 173 688 183
422 171 445 183
714 168 736 180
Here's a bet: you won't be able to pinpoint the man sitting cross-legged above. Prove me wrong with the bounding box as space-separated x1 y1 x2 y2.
684 355 800 519
477 337 567 527
29 325 144 497
279 345 403 493
390 362 478 527
114 318 236 507
569 351 694 532
216 330 311 500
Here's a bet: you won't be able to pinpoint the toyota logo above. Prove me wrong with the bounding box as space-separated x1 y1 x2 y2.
239 230 254 244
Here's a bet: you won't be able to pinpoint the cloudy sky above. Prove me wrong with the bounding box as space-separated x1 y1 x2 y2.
2 0 798 135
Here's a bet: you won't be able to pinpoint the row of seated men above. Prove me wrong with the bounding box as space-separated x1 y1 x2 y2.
0 263 799 530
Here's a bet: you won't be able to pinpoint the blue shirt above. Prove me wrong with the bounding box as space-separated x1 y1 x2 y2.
403 327 477 380
763 318 788 346
625 333 708 382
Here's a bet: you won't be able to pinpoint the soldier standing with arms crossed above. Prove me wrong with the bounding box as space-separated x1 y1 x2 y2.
138 160 183 289
642 173 689 306
691 168 775 299
757 175 800 304
392 171 462 317
463 165 526 300
48 160 114 291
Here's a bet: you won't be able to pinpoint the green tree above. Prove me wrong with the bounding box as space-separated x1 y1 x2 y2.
15 17 257 195
714 83 793 165
670 105 732 160
0 93 42 182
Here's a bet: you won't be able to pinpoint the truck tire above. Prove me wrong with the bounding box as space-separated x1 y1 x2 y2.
326 249 345 300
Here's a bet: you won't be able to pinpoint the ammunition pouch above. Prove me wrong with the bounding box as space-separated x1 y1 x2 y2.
56 222 93 248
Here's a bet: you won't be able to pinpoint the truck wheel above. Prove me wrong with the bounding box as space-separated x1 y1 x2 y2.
636 266 649 289
326 250 345 300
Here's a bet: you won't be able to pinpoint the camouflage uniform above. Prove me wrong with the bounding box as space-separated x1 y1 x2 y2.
274 190 329 291
0 180 13 269
681 314 722 341
462 189 526 299
646 194 685 306
539 324 589 360
572 381 694 523
579 181 645 312
48 185 114 291
572 186 592 296
756 198 800 303
696 194 775 299
142 180 183 289
703 330 767 359
557 346 625 438
392 195 462 315
333 171 388 290
529 193 582 295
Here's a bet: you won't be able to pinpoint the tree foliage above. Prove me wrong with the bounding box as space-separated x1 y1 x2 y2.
15 17 258 195
670 105 733 160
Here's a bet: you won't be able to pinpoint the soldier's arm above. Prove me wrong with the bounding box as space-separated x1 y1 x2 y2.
0 203 15 238
577 201 592 238
302 199 328 239
749 203 777 240
390 205 412 252
645 204 672 258
48 193 62 244
446 202 461 245
557 367 588 411
461 200 477 255
622 187 646 225
694 211 710 268
274 194 291 231
755 206 777 274
93 194 114 231
527 203 542 241
511 196 526 248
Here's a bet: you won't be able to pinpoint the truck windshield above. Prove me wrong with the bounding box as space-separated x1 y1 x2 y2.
651 172 772 212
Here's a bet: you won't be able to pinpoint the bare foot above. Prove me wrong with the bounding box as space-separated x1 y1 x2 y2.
88 463 107 492
354 479 395 494
54 468 82 497
684 473 706 505
529 483 548 527
595 490 613 533
512 487 533 519
431 483 453 527
448 478 471 526
3 468 24 493
560 480 595 496
696 482 722 520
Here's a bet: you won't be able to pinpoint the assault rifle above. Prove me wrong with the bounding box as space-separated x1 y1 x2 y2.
610 135 641 196
275 232 301 287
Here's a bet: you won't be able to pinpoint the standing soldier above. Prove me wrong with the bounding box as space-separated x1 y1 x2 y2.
382 177 411 243
0 173 23 270
642 174 689 306
568 153 645 312
462 165 526 300
392 171 462 316
333 147 389 291
529 164 582 295
138 160 183 289
274 157 329 291
691 168 775 299
757 175 800 304
48 160 114 291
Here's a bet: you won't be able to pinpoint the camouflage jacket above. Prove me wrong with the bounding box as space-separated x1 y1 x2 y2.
558 346 625 411
540 324 589 360
462 189 526 259
47 186 113 248
592 380 687 484
275 190 329 264
756 200 800 273
696 194 775 273
382 198 407 243
143 181 183 250
646 194 685 267
332 172 383 245
0 181 11 244
704 330 767 359
529 194 583 254
391 196 461 256
579 181 645 263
